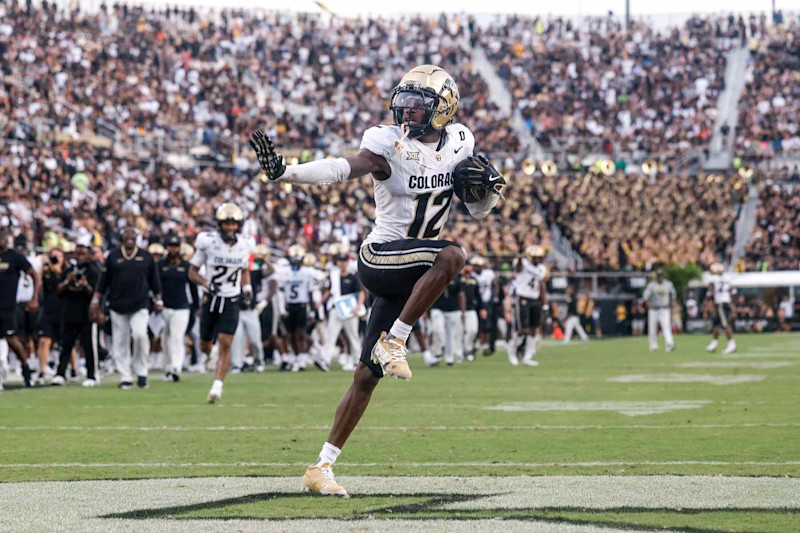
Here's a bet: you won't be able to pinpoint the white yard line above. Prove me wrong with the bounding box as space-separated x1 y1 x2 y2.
3 461 800 468
0 422 798 432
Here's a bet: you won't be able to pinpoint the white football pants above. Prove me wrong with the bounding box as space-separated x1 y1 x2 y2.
463 310 479 356
160 308 190 375
648 308 674 349
232 309 264 368
323 314 361 367
111 308 150 382
564 315 589 342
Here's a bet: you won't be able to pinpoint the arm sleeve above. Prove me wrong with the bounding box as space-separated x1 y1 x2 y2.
188 278 200 308
96 254 111 294
642 283 652 301
190 234 208 268
278 158 352 185
148 255 162 295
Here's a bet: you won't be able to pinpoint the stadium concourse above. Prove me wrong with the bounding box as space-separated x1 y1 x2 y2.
1 1 800 531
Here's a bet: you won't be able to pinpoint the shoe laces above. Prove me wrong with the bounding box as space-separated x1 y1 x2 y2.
380 337 408 364
319 464 336 483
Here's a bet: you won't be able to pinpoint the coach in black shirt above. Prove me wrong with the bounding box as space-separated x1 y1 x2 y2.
53 238 101 386
158 234 198 382
90 227 162 390
0 225 39 387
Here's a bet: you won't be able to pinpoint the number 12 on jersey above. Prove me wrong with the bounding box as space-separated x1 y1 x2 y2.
407 190 453 239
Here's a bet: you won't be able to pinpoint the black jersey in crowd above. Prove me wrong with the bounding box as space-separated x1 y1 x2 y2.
338 272 361 296
96 247 161 314
0 249 31 310
460 275 482 312
40 266 62 319
158 258 198 310
432 277 463 312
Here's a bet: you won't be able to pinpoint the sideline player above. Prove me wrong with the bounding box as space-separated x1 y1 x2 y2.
188 203 254 403
250 64 505 496
506 245 547 366
706 262 736 354
642 270 676 352
0 224 40 387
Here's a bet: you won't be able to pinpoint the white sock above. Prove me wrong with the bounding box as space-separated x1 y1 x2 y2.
316 441 341 466
524 335 536 360
212 379 223 390
389 320 413 342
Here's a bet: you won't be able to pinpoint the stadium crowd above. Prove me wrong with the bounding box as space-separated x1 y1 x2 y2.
742 182 800 271
2 2 799 279
474 15 733 161
736 17 800 157
534 173 739 270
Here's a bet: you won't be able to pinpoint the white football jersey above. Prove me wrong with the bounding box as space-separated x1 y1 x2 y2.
708 273 733 304
359 123 475 245
16 254 41 303
473 269 496 304
190 231 254 298
279 266 325 305
512 259 547 300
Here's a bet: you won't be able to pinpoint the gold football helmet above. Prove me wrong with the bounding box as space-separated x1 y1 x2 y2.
302 253 317 267
147 243 165 256
709 262 724 274
253 244 270 259
390 64 460 139
180 242 194 261
288 244 306 266
215 203 244 243
525 245 546 262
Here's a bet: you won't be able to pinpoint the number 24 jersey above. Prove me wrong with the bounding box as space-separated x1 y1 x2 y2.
190 231 254 298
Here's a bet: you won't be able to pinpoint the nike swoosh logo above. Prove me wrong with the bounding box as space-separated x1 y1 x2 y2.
454 147 463 153
488 175 502 182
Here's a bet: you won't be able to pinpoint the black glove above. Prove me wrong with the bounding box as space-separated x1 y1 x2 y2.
249 130 286 181
453 154 506 203
207 281 220 296
242 291 253 309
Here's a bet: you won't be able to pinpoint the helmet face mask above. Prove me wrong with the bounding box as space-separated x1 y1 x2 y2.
390 65 459 139
215 203 244 244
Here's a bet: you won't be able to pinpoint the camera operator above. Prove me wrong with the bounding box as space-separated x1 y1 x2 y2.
53 238 101 386
90 227 162 390
35 248 64 384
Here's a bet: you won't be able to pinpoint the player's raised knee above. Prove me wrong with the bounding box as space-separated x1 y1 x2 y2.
436 246 466 277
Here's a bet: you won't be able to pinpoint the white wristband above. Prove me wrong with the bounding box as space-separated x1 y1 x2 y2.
279 158 352 185
243 284 253 294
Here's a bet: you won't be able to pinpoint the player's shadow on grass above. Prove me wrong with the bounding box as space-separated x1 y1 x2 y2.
102 492 800 531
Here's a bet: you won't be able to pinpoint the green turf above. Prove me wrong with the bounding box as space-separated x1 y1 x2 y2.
1 333 799 484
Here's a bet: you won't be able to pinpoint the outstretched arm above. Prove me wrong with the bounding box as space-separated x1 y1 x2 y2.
250 130 389 184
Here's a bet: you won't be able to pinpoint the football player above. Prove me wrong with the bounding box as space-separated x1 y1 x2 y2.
231 244 267 373
460 261 482 362
279 245 322 372
251 64 505 497
188 203 254 403
506 245 548 367
706 262 736 354
321 247 365 371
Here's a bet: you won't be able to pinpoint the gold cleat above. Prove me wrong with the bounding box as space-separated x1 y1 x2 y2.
301 463 349 498
370 331 412 380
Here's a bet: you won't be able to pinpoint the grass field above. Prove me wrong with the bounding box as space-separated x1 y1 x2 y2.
1 333 799 532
